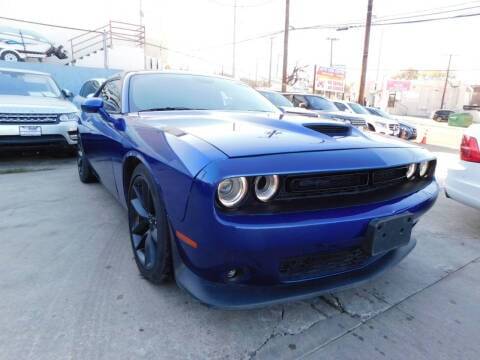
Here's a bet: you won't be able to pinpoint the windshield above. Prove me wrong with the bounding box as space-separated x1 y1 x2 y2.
129 73 280 113
305 96 337 111
259 90 293 107
348 102 370 115
0 71 61 98
334 102 349 112
371 108 393 119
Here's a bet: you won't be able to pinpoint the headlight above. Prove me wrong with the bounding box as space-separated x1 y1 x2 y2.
419 161 429 177
59 112 80 122
254 175 279 202
217 177 248 208
406 163 416 179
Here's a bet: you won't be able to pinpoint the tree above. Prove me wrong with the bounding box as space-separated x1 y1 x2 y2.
287 64 308 86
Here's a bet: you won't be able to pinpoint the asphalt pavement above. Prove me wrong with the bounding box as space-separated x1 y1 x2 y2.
0 144 479 360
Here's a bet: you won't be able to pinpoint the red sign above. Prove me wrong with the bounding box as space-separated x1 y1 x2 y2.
315 66 345 92
386 80 411 92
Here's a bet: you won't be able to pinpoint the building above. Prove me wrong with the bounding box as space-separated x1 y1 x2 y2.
377 79 473 117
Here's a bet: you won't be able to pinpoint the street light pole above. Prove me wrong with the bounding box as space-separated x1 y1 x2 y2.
232 0 237 78
440 54 453 110
326 37 339 67
281 0 290 92
358 0 373 105
268 37 273 87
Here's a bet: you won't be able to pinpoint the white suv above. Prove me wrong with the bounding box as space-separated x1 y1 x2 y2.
0 68 78 152
333 100 400 136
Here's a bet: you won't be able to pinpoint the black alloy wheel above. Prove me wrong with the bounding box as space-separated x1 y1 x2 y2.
128 164 171 283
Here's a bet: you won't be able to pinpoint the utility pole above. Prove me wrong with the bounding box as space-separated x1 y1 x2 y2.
232 0 237 78
268 37 274 87
281 0 290 92
326 37 339 67
312 64 317 93
440 54 453 110
358 0 373 105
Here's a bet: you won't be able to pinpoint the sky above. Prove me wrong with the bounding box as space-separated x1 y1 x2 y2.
2 0 480 87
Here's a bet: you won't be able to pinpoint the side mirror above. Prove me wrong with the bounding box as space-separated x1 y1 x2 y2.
299 102 307 109
62 88 73 98
81 97 103 113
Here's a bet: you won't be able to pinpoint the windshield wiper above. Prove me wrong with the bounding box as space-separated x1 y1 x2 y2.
138 107 204 112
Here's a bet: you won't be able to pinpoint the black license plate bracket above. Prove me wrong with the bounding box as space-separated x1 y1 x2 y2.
363 213 414 256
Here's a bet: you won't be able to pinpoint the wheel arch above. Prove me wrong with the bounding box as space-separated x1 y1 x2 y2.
0 48 24 60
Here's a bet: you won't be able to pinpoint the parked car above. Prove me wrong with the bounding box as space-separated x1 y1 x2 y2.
432 109 454 122
77 71 438 309
0 26 67 62
282 93 367 128
366 107 417 140
257 89 318 118
0 68 78 152
334 100 400 136
73 78 106 108
445 124 480 210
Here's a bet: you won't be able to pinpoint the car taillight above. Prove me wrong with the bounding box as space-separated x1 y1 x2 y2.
460 135 480 163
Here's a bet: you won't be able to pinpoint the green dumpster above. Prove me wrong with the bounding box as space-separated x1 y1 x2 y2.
448 112 473 128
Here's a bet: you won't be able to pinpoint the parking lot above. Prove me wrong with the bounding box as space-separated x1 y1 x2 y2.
0 142 478 360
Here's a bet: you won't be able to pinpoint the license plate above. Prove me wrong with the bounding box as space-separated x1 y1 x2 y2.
363 213 413 256
19 125 42 136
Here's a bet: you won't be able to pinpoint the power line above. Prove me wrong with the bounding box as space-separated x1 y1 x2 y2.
205 0 276 8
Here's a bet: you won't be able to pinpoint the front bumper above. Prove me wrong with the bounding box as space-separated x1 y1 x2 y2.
172 177 439 308
174 237 416 309
0 121 78 149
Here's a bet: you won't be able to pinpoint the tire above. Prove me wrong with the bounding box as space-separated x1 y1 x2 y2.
368 124 376 132
127 164 172 284
1 51 21 62
77 143 97 183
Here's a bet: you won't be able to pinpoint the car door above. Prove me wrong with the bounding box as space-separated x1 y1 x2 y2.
81 79 124 197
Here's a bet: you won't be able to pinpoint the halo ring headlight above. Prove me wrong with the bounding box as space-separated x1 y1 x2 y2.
406 163 417 180
254 175 280 202
217 177 248 208
419 161 429 177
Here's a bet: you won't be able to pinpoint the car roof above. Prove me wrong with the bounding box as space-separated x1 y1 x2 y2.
282 92 329 98
119 70 239 82
0 67 50 76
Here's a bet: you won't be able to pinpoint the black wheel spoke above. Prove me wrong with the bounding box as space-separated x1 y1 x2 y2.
130 198 149 219
144 231 156 268
132 233 146 250
128 173 161 271
132 217 149 235
150 227 158 244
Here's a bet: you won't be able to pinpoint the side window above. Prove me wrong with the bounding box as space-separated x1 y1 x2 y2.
100 80 121 113
292 95 307 107
79 81 94 97
335 102 348 112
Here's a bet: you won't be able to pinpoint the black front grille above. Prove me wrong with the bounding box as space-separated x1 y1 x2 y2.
0 113 59 124
287 172 369 194
279 247 370 279
0 135 67 147
284 165 408 198
305 124 351 137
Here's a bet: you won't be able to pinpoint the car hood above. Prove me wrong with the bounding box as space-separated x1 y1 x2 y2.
0 95 77 114
134 110 416 158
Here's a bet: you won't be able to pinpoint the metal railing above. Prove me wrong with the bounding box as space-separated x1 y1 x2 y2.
68 20 145 67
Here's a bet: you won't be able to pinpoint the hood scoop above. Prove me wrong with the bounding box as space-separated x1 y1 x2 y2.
305 123 352 137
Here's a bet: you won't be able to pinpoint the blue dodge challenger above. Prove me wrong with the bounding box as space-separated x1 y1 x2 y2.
77 71 438 309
